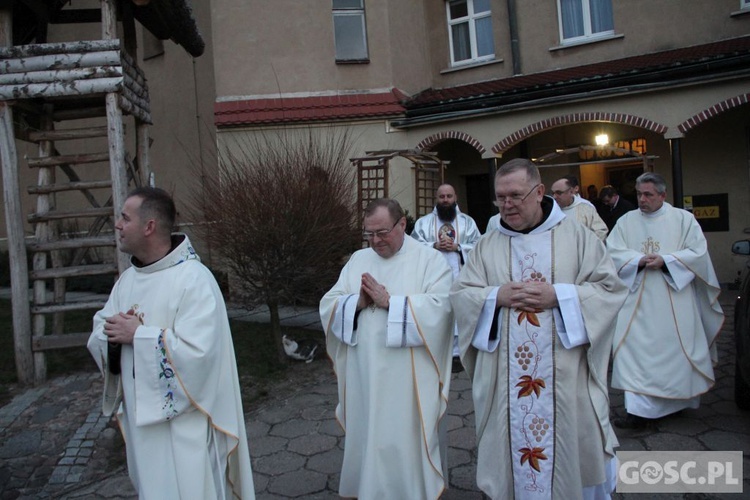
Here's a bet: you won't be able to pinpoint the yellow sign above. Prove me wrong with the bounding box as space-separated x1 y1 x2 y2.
692 206 720 219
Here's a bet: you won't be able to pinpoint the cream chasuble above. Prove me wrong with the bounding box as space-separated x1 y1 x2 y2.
451 199 627 499
88 234 255 500
320 236 454 500
607 203 723 417
560 196 608 241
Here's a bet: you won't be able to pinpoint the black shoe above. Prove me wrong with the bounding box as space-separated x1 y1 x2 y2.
451 357 464 374
613 413 648 429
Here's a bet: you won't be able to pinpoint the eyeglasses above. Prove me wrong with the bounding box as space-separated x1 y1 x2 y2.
363 219 400 240
494 183 541 207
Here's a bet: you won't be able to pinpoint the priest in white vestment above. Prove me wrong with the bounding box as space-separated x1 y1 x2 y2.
88 188 255 500
320 198 454 500
412 183 481 364
551 177 608 240
451 159 627 499
607 172 723 429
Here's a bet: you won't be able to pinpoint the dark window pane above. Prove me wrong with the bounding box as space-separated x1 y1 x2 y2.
334 14 368 60
451 22 471 61
333 0 363 9
449 0 468 20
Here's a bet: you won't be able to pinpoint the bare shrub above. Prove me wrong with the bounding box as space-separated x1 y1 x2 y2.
191 128 360 365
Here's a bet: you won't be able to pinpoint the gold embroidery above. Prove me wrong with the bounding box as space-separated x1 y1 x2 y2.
640 236 660 254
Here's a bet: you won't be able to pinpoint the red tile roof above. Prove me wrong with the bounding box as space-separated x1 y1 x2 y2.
408 36 750 110
214 89 408 127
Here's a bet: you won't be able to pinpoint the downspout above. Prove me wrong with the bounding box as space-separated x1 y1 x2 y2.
507 0 521 75
670 138 684 208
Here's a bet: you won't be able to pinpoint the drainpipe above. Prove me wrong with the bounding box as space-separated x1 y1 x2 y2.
507 0 521 75
670 138 684 208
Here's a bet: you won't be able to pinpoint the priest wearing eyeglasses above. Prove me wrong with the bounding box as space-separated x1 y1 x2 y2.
320 198 454 500
451 159 627 499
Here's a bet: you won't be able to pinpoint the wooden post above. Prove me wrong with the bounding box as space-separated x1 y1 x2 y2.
136 121 150 186
0 5 33 386
101 0 130 273
31 106 54 382
0 103 34 386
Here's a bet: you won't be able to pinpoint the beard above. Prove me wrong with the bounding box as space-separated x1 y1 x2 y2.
436 202 458 221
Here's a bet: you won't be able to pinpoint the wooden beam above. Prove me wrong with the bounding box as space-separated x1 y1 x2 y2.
0 39 120 58
28 236 115 252
0 51 121 74
27 180 112 194
28 206 113 223
31 301 107 315
27 151 110 168
32 332 90 351
0 78 123 100
28 126 108 142
30 263 118 280
0 67 123 85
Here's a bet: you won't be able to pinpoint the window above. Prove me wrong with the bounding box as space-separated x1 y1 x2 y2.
333 0 369 62
558 0 614 44
446 0 494 66
742 0 750 9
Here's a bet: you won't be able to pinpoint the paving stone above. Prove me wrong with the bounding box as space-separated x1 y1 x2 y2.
269 419 318 439
267 469 327 497
306 448 344 474
252 471 269 492
254 451 306 475
445 414 464 432
448 427 476 450
447 397 474 417
246 419 271 438
643 432 703 451
256 408 295 425
250 435 289 458
318 419 344 437
699 430 750 454
450 463 478 491
30 406 63 425
448 447 473 468
0 431 41 459
287 434 337 456
301 405 333 421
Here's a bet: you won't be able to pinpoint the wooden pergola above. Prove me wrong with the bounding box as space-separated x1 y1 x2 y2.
0 0 203 385
350 149 449 218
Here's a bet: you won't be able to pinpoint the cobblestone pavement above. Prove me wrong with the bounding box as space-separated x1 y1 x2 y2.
1 293 748 499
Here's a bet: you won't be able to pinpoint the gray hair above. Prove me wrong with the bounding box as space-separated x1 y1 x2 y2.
635 172 667 194
496 158 541 185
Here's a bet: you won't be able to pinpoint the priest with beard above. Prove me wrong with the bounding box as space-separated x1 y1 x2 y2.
412 183 481 367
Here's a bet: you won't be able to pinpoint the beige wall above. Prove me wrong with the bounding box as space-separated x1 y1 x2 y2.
211 0 434 98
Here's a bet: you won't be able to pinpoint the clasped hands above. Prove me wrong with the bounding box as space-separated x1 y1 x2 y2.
434 236 457 252
357 273 390 311
497 281 558 312
103 309 142 344
638 253 664 270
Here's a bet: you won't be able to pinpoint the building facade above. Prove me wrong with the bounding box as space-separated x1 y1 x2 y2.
211 0 750 282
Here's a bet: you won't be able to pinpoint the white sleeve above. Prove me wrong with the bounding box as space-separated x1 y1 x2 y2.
662 254 695 291
329 294 360 346
471 286 502 352
619 257 644 292
552 283 589 349
386 295 424 347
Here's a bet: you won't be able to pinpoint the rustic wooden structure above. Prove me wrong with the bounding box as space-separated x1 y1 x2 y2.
1 0 203 385
350 149 448 217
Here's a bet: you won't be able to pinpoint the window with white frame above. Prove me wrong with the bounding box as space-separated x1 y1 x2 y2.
333 0 369 62
558 0 614 43
446 0 494 66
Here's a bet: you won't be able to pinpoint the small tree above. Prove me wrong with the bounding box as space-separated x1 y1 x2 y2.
192 128 360 365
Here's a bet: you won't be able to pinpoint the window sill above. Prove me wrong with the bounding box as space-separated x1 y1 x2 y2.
441 57 503 74
336 59 370 65
730 9 750 17
549 33 624 52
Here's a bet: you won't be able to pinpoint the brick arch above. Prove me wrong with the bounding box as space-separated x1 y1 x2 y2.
678 93 750 135
491 112 668 155
416 130 486 155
